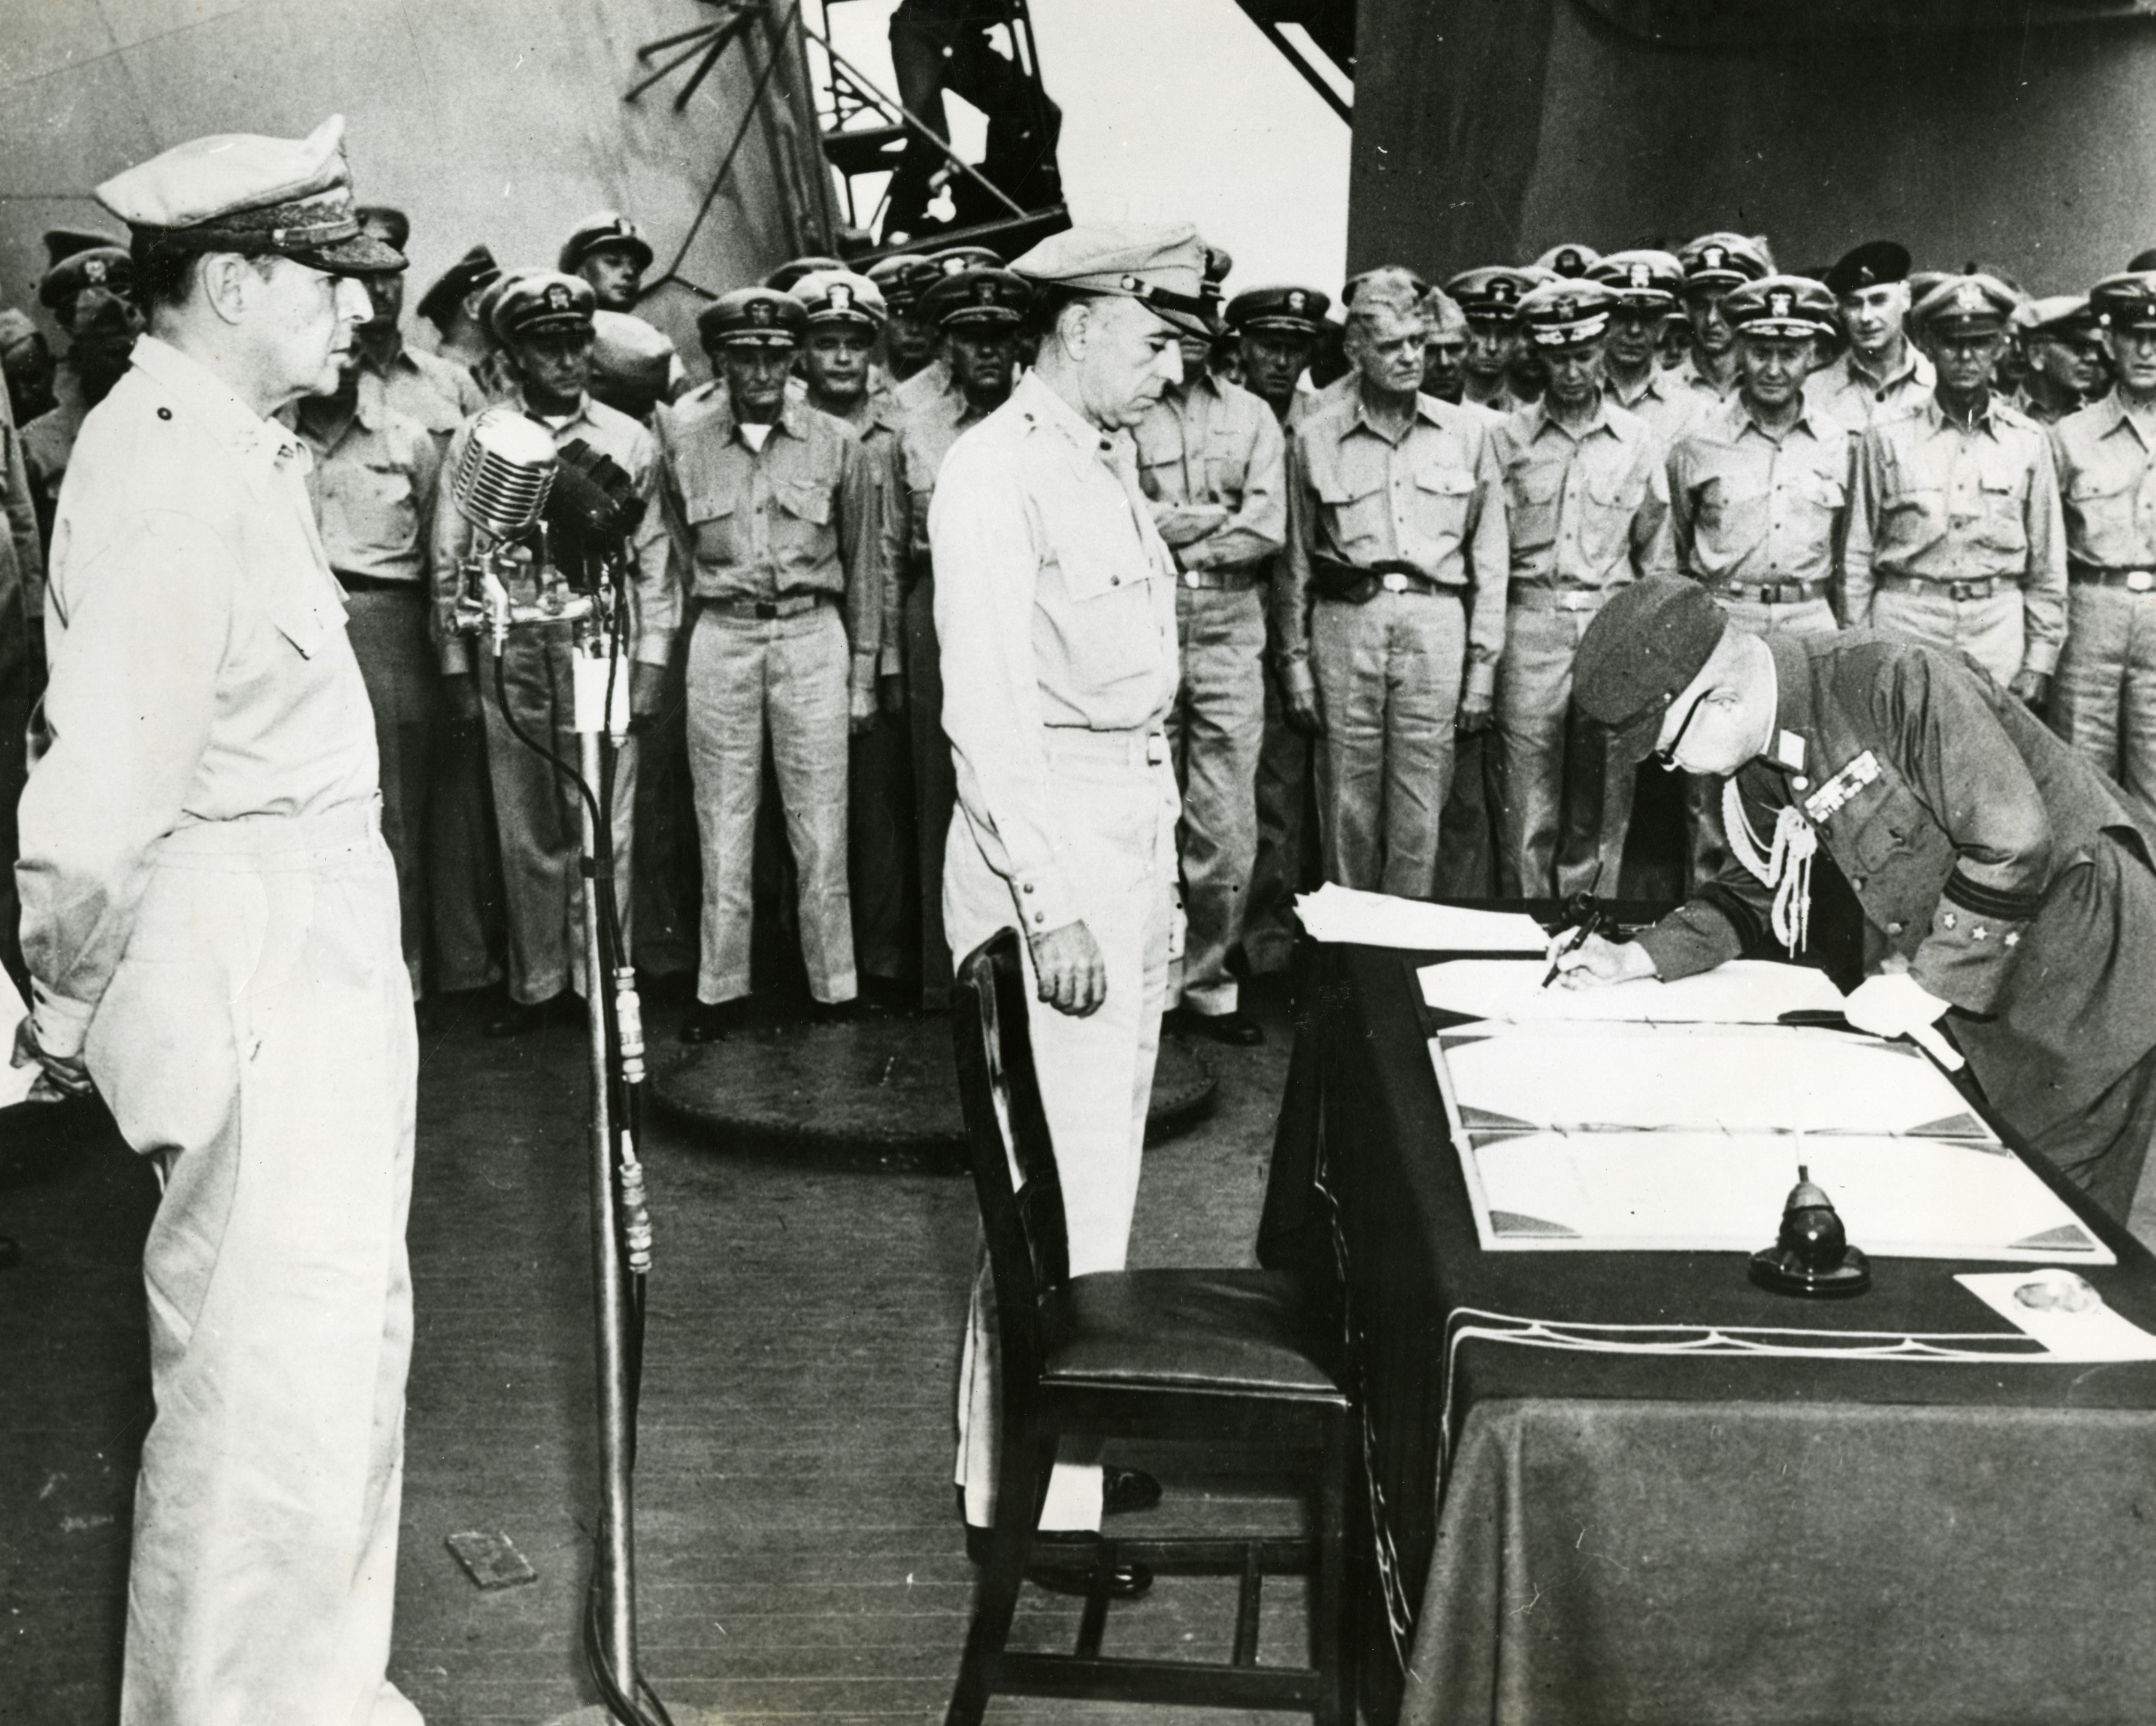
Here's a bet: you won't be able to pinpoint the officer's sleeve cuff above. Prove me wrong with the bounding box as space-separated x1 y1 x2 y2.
2018 643 2060 677
441 641 473 677
1007 869 1082 941
850 652 878 700
1908 868 2037 1012
29 984 93 1061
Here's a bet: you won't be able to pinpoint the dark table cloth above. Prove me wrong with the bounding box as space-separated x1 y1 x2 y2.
1259 940 2156 1726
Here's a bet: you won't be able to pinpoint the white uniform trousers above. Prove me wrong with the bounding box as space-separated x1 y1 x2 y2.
86 803 421 1726
946 729 1179 1531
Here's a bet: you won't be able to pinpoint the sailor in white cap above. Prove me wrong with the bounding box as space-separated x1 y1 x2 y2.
10 117 425 1725
937 221 1206 1594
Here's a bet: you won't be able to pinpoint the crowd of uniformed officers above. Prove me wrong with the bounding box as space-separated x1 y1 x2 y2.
8 214 2156 1052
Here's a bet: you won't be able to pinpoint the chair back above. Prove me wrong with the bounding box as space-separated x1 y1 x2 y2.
951 929 1070 1392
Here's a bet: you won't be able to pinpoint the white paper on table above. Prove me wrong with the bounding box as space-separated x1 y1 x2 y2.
0 966 33 1107
1956 1272 2156 1359
1433 1022 1990 1139
1420 956 1845 1024
1449 1125 2112 1263
1297 883 1548 952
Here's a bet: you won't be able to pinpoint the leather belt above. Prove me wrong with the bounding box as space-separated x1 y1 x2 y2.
1509 585 1612 613
2069 562 2156 593
700 592 833 621
1043 728 1171 768
1308 553 1455 604
1877 573 2009 602
337 573 422 595
1716 576 1831 606
1179 567 1265 592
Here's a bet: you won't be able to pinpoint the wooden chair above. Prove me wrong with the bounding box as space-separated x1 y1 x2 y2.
944 928 1353 1726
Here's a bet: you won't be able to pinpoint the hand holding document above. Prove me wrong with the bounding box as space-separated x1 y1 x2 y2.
1421 957 1846 1025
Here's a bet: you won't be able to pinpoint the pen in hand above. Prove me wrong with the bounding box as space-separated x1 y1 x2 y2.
1540 918 1597 989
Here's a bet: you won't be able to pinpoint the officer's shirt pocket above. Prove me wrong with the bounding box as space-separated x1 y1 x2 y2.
1580 466 1646 569
1321 475 1390 561
2066 464 2141 566
771 476 838 577
1973 450 2030 558
1409 463 1474 557
317 459 418 565
1506 462 1563 556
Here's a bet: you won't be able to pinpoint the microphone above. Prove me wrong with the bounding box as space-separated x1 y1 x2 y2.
453 407 558 540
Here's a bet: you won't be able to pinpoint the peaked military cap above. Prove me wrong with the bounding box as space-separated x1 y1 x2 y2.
2089 275 2156 334
865 252 930 310
1588 249 1683 310
1823 240 1910 296
698 286 808 349
43 226 125 267
1725 274 1839 340
95 114 404 275
1574 576 1731 764
592 308 676 399
1679 232 1771 290
493 271 597 342
1518 278 1614 347
926 244 1007 277
2130 249 2156 274
764 254 845 293
1445 266 1535 322
1010 222 1212 337
1226 284 1331 336
354 205 410 253
472 267 534 343
417 243 500 326
2023 293 2100 340
39 246 135 311
1911 273 2018 337
921 266 1031 329
1534 242 1601 279
560 212 653 274
791 268 888 328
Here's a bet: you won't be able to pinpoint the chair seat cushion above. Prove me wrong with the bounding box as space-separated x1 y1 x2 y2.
1042 1268 1342 1397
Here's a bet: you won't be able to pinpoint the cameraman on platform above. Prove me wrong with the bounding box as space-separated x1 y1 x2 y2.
432 272 673 1037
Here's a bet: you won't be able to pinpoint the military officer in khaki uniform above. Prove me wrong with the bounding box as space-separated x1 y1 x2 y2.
413 243 502 376
2017 295 2104 426
936 222 1206 1585
1446 266 1534 414
895 244 1007 417
1588 249 1702 456
893 265 1031 1007
1134 281 1286 1043
1846 274 2066 700
1564 576 2156 1224
11 117 423 1725
1669 233 1771 404
21 245 144 549
434 273 674 1035
562 213 688 396
1282 268 1510 896
351 205 487 426
659 288 880 1041
867 253 937 385
1229 286 1334 973
1492 278 1678 899
792 268 915 1003
2047 272 2156 812
1807 240 1936 436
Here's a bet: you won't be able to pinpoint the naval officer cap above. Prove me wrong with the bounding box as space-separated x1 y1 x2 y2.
1445 266 1534 322
921 266 1031 331
39 246 135 312
866 252 931 310
1588 249 1683 310
2089 274 2156 334
764 254 846 293
417 243 500 326
698 286 808 350
1573 576 1732 764
43 226 126 267
492 271 596 343
1910 272 2018 337
791 269 887 329
1226 284 1331 337
354 205 410 253
1009 222 1215 337
1679 232 1771 291
2020 292 2099 341
1725 274 1839 340
561 212 653 274
1518 278 1615 347
926 244 1007 278
1822 240 1910 296
1533 242 1601 279
95 114 405 275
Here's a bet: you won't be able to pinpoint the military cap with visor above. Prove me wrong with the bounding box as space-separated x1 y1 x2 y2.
1518 278 1615 347
492 271 597 343
2018 293 2097 343
1586 249 1682 311
1725 274 1839 340
865 252 931 310
354 205 411 253
1445 266 1535 322
40 246 135 311
417 243 501 326
1008 221 1215 338
1910 273 2019 337
791 269 888 329
1226 284 1331 337
2089 274 2156 334
926 244 1007 277
95 114 404 275
1678 232 1772 291
920 266 1031 330
764 254 846 293
43 226 125 267
1573 576 1733 765
559 212 654 274
698 286 808 350
1822 240 1910 296
1534 242 1601 279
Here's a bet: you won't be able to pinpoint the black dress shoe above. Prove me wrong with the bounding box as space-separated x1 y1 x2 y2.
1103 1465 1163 1516
804 997 859 1028
1173 1007 1265 1047
964 1525 1153 1599
680 998 749 1044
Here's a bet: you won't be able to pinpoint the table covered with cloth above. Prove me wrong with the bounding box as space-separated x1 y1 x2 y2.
1257 940 2156 1726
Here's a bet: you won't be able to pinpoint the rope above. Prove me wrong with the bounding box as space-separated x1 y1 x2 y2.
1722 779 1816 958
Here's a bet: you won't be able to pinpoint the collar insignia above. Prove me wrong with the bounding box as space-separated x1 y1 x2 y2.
1774 729 1807 772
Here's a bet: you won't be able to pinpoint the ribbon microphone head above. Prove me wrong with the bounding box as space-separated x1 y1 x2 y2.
453 407 559 540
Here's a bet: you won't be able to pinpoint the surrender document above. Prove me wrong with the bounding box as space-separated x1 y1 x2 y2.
1420 956 1845 1024
1300 885 1548 953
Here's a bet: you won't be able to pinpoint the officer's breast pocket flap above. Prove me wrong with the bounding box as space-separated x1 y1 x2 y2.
777 480 832 526
684 489 738 526
268 591 333 661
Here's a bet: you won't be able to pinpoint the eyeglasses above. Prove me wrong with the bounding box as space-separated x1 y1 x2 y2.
1653 688 1711 770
